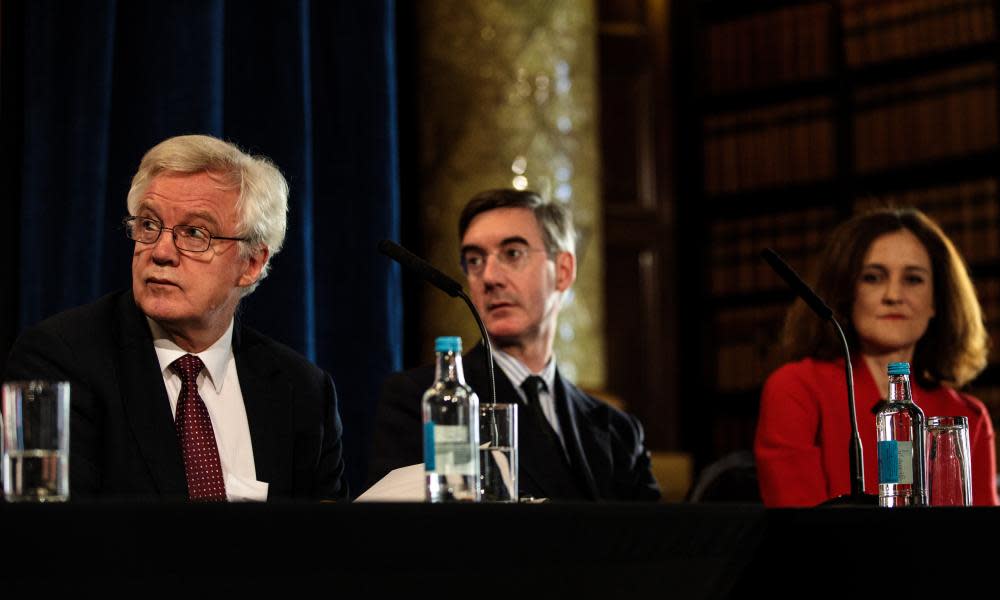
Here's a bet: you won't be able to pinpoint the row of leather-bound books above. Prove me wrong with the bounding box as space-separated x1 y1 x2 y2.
703 62 997 195
853 62 998 173
704 2 831 94
710 178 1000 297
703 0 995 95
702 98 836 195
842 0 996 67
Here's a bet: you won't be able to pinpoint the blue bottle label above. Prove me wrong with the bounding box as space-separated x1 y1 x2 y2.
878 440 914 484
429 425 473 475
423 422 435 471
878 441 899 483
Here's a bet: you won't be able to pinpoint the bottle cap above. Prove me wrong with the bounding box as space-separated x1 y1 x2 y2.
434 336 462 353
887 362 910 376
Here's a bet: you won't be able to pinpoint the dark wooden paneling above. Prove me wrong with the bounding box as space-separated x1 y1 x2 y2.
599 0 678 449
599 33 655 209
605 244 673 445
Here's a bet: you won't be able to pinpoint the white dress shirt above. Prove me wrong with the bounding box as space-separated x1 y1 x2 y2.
492 348 564 449
148 317 269 501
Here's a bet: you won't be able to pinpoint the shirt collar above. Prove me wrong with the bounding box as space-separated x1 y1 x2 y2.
492 347 556 393
148 317 234 394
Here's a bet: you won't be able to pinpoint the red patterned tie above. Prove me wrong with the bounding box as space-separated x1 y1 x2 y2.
170 354 226 501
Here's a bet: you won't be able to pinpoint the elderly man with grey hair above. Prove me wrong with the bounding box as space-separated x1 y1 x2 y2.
4 134 346 501
371 189 660 501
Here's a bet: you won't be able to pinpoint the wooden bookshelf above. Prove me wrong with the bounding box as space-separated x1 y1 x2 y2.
675 0 1000 467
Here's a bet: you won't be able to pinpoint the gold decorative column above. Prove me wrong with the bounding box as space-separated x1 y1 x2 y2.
416 0 605 389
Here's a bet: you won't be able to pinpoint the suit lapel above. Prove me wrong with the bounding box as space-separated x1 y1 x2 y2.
113 292 187 496
555 373 605 499
232 324 292 497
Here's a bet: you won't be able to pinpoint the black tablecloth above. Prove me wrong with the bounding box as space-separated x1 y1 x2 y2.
1 502 991 596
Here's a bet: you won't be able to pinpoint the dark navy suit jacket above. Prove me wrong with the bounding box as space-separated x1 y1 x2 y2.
4 290 347 501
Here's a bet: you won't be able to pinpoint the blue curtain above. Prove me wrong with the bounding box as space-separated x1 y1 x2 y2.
1 0 402 494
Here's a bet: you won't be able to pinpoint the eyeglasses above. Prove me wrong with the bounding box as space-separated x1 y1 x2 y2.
460 244 547 276
123 216 247 253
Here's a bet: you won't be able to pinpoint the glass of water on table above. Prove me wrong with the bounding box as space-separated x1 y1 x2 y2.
479 403 518 502
2 381 70 502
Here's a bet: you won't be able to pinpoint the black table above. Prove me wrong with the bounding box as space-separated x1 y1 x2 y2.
2 502 991 596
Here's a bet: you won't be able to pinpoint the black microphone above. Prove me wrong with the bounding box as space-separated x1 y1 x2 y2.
760 248 833 320
760 248 873 505
377 239 463 298
378 239 497 406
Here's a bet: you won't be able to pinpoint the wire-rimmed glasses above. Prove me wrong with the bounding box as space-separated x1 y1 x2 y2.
123 216 247 253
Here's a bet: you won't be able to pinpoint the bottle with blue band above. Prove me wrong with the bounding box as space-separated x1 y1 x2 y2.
423 336 480 502
876 361 927 507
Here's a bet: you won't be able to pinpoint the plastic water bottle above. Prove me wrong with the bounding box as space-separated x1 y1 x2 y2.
876 361 926 507
423 336 480 502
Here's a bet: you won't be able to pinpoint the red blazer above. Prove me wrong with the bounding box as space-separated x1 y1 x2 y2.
755 357 999 507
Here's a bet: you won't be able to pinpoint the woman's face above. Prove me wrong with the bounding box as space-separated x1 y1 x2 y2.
852 229 936 358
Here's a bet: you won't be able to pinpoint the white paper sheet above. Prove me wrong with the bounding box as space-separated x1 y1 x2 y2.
354 463 425 502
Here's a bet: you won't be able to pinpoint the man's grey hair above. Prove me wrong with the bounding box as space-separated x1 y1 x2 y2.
126 134 288 295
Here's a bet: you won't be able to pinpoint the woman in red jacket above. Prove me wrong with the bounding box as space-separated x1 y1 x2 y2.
755 207 998 506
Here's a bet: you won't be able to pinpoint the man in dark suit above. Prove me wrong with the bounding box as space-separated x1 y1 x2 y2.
372 189 659 501
4 135 346 501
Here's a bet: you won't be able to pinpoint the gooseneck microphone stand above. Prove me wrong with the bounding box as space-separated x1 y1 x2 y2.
377 239 497 408
761 248 875 506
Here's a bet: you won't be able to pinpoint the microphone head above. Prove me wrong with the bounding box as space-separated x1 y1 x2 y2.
376 238 397 257
760 248 834 321
378 239 464 298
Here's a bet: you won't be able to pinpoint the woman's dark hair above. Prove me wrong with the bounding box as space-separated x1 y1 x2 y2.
783 207 988 387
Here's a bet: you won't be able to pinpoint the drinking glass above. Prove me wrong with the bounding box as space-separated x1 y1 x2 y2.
2 381 70 502
479 403 518 502
926 416 972 507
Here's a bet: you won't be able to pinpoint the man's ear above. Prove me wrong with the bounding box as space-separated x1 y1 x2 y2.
554 251 576 292
238 245 270 288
